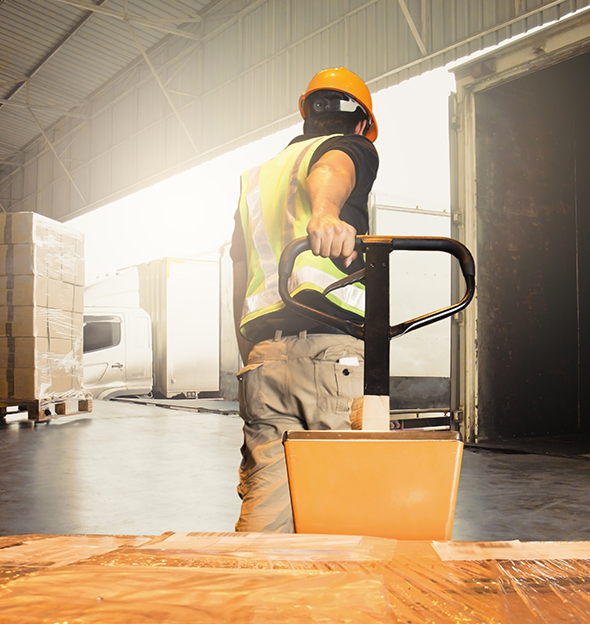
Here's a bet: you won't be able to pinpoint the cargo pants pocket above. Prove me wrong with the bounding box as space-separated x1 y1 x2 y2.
237 362 264 422
313 347 364 420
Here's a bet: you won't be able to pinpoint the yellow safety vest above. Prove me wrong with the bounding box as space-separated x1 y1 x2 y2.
238 135 365 337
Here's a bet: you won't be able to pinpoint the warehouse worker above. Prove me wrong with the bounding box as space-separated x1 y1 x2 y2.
231 67 379 532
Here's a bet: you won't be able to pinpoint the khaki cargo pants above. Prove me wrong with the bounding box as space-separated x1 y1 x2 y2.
235 331 364 533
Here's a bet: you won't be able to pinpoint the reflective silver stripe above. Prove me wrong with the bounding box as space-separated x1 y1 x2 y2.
291 266 365 312
283 139 322 250
244 164 279 299
243 286 282 315
246 139 324 287
243 142 316 320
243 265 365 317
241 136 364 324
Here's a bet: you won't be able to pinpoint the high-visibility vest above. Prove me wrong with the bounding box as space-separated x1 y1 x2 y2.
238 134 365 336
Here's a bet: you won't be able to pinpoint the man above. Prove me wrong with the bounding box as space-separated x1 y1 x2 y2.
231 67 379 532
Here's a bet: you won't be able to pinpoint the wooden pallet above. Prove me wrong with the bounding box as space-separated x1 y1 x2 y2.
0 395 93 422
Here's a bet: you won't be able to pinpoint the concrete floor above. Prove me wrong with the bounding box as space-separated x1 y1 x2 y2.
0 400 243 536
2 399 590 541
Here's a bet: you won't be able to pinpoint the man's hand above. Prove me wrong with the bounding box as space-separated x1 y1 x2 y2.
305 149 358 268
307 213 358 267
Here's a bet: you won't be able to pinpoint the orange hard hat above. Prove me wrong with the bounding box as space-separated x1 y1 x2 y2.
299 67 378 142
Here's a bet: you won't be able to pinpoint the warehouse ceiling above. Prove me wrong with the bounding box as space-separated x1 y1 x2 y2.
0 0 588 220
0 0 217 161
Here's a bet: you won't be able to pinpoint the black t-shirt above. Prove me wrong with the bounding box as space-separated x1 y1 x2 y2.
231 133 379 342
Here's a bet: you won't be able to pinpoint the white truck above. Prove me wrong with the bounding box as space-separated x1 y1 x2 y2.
83 307 153 400
83 257 220 400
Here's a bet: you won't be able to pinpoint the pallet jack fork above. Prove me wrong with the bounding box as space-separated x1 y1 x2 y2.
278 235 476 540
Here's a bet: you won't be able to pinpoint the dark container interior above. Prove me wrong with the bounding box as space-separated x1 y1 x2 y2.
475 51 590 440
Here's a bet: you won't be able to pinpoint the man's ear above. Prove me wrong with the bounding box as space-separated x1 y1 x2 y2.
355 119 368 136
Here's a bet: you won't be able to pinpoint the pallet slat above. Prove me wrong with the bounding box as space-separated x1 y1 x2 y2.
0 393 93 422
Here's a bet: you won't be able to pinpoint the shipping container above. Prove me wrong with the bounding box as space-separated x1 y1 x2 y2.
450 8 590 443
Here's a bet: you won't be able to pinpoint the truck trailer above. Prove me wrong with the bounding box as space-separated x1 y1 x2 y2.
84 257 219 400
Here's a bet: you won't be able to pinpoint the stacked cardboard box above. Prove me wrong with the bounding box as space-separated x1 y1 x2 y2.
0 212 84 403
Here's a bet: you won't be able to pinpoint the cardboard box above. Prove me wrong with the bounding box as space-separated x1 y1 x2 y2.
73 284 84 313
0 365 82 400
72 312 83 336
0 275 48 307
0 305 43 337
0 337 75 368
48 278 75 311
0 277 83 311
52 368 83 393
0 337 40 369
0 244 48 277
0 306 80 340
0 212 84 286
0 337 83 400
0 212 85 403
0 367 52 400
0 212 51 245
61 237 85 286
44 231 60 281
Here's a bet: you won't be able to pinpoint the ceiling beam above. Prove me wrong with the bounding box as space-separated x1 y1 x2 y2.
398 0 428 56
51 0 203 40
28 106 87 204
124 19 200 155
0 98 88 119
369 0 576 85
0 0 108 113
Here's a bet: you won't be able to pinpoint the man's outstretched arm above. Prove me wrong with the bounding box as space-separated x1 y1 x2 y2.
305 149 358 268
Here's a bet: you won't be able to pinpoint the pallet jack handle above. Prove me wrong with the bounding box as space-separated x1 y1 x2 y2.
278 235 476 396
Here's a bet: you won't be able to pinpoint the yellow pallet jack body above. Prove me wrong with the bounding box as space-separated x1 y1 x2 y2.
284 430 463 540
278 236 475 540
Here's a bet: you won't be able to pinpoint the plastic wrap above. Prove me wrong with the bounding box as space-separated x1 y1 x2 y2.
0 212 85 407
133 531 399 565
1 533 590 622
382 541 590 623
0 533 394 623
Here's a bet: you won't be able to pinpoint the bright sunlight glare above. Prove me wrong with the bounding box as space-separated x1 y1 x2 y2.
69 67 456 283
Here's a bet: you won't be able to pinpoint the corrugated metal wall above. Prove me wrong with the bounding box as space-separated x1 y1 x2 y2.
1 0 588 220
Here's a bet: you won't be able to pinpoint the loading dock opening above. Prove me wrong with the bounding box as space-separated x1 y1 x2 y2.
451 11 590 444
476 51 590 440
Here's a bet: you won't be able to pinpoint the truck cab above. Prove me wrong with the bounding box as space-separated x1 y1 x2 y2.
83 307 153 400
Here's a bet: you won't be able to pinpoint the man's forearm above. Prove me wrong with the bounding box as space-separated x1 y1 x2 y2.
305 150 357 264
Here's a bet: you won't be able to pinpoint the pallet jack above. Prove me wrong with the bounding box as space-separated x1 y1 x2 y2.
278 235 475 540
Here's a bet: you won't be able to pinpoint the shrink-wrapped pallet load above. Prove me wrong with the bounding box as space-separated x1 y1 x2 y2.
0 212 89 419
